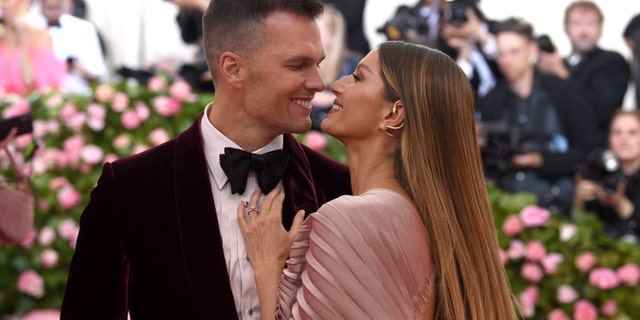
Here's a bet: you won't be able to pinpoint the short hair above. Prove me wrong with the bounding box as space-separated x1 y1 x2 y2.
202 0 324 81
623 14 640 39
493 17 534 42
564 1 603 25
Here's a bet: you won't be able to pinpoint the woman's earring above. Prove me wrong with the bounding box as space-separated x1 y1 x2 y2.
391 100 401 114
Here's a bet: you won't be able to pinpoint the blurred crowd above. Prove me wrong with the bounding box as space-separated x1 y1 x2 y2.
1 0 639 244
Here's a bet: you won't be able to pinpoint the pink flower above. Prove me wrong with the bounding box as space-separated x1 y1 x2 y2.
81 144 104 165
40 248 59 269
149 128 170 146
519 205 550 227
17 270 44 298
519 285 539 318
121 109 143 130
589 267 619 290
507 239 526 260
135 101 150 121
38 226 56 246
502 214 524 236
57 185 82 209
575 252 597 272
103 153 119 164
152 96 182 116
169 80 193 101
111 92 130 112
2 99 30 118
63 135 85 164
559 223 578 241
617 263 640 286
601 300 617 317
148 76 168 92
86 103 106 131
19 229 38 249
94 84 115 103
521 262 544 283
45 93 64 108
573 300 598 320
113 134 132 149
525 240 546 262
304 131 327 151
498 249 508 265
20 309 60 320
556 284 578 304
57 219 78 242
132 145 150 155
541 252 563 274
547 309 570 320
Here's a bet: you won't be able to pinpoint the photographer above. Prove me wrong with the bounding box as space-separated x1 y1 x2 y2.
573 110 640 243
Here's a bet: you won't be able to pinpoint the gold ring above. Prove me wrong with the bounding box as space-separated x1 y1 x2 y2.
248 207 258 214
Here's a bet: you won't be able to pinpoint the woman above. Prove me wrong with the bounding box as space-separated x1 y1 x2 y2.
0 0 66 95
239 41 518 319
574 110 640 243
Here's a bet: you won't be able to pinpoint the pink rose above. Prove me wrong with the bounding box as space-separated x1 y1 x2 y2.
103 153 119 164
507 239 526 260
521 262 544 283
136 102 150 121
121 109 143 130
573 300 597 320
519 205 550 227
2 99 30 118
169 80 193 101
519 285 539 318
20 309 60 320
45 93 64 108
498 249 508 265
132 145 150 155
541 252 563 274
113 134 132 149
152 96 182 116
40 248 59 269
589 267 619 290
95 84 115 103
547 309 570 320
17 270 44 298
63 135 85 164
57 219 78 242
111 92 130 112
87 103 106 131
556 284 578 304
525 240 546 262
38 226 56 246
304 131 327 151
502 214 524 236
149 128 170 146
617 263 640 286
575 252 597 272
57 185 82 209
559 223 578 241
19 229 38 249
148 76 168 92
81 144 104 165
601 300 617 317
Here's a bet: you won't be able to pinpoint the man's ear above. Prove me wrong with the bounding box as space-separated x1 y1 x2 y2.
218 51 245 88
381 100 405 130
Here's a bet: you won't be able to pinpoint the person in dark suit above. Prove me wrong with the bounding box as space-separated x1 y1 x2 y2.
59 0 351 319
476 17 598 215
322 0 370 57
536 1 630 148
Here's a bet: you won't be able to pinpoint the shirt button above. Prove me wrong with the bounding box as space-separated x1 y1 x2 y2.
244 252 250 262
247 308 253 316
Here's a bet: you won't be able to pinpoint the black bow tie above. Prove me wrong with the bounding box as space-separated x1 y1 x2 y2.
47 20 61 28
219 147 289 195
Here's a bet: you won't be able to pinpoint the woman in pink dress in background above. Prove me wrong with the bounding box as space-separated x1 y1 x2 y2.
1 0 66 95
239 41 518 319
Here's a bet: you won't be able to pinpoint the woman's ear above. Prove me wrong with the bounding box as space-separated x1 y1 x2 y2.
382 100 405 130
219 52 245 88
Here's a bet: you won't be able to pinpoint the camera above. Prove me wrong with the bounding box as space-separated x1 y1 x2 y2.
377 5 429 41
578 149 626 195
536 34 555 53
479 121 553 171
441 0 469 26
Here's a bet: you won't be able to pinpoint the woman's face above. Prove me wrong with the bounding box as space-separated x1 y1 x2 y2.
609 114 640 163
323 48 393 142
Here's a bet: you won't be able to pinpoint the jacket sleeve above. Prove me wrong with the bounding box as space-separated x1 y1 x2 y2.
60 162 129 320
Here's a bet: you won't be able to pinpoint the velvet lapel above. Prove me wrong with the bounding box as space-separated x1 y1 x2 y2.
281 134 319 230
172 114 238 319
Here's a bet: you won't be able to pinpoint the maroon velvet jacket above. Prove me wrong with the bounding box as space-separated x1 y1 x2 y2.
60 114 351 319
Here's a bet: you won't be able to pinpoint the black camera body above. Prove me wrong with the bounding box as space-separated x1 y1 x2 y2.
377 5 429 41
441 0 469 26
479 121 552 171
536 34 555 53
578 149 626 195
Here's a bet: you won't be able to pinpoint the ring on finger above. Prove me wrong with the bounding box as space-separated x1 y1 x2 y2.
248 207 259 214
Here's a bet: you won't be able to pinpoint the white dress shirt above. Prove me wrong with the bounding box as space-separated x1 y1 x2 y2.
200 103 284 319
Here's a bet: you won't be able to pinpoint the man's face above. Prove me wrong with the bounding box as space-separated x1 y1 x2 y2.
242 11 325 135
609 115 640 164
41 0 64 22
565 8 602 54
496 32 535 83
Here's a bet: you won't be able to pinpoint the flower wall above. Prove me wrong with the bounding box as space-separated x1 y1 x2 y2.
1 79 639 319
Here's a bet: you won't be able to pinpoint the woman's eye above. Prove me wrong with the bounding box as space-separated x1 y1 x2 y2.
352 73 361 81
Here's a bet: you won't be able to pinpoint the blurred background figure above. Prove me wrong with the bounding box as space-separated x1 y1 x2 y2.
476 17 597 214
310 4 361 131
536 1 630 148
573 110 640 244
322 0 370 57
623 13 640 109
28 0 108 94
0 0 66 95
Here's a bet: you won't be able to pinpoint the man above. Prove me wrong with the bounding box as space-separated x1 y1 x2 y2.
477 17 597 215
60 0 351 319
37 0 108 93
536 1 630 148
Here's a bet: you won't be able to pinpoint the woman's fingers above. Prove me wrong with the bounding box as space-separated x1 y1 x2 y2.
289 210 305 242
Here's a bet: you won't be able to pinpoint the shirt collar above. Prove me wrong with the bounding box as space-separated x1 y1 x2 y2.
200 102 284 191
